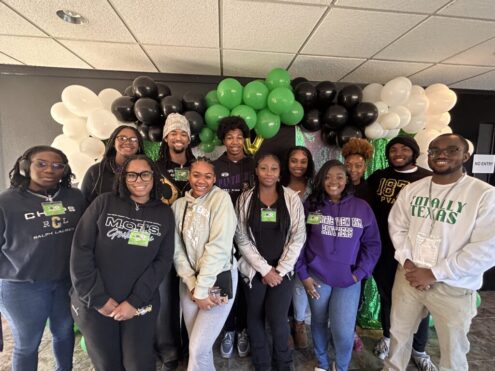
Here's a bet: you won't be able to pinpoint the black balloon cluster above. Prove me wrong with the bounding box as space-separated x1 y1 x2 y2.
111 76 206 144
292 79 378 147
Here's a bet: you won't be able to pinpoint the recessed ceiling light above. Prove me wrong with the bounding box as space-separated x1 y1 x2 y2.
56 9 88 25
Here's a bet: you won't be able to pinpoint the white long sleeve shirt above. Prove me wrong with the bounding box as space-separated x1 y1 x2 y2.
388 175 495 290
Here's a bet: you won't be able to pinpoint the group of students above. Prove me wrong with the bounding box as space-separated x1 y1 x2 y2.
0 111 494 371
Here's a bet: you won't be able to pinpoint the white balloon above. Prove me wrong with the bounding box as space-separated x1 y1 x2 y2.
385 128 400 139
439 126 453 135
118 121 137 129
98 88 122 111
62 118 89 139
414 129 441 154
86 108 119 140
411 85 425 96
389 106 411 129
425 112 451 130
380 112 401 129
51 134 79 156
425 83 449 95
374 101 389 119
403 115 426 134
427 88 457 114
364 122 384 139
405 93 429 116
68 151 95 183
467 139 475 155
79 137 106 160
362 83 383 103
416 153 431 170
50 102 80 125
62 85 103 117
381 77 412 107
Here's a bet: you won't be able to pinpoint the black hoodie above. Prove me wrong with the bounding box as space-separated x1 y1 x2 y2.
80 159 118 204
70 193 174 310
213 152 255 205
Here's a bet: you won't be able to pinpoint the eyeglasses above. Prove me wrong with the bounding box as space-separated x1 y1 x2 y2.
427 146 461 157
116 135 139 143
125 171 153 182
32 159 67 171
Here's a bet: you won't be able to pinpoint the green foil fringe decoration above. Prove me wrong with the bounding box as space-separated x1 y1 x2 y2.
144 140 161 161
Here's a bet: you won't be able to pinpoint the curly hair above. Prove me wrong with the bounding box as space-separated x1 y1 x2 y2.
341 138 373 161
216 116 250 142
9 146 74 190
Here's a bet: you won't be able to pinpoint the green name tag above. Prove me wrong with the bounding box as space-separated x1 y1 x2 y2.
174 168 189 181
261 208 277 222
128 230 151 247
41 201 65 216
307 212 322 225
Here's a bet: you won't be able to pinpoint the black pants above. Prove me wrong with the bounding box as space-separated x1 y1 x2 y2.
155 266 181 363
373 253 429 352
71 294 159 371
223 271 248 332
243 274 294 371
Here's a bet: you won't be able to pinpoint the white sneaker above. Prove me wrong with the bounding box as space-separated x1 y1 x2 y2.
373 337 390 360
220 331 235 359
412 353 438 371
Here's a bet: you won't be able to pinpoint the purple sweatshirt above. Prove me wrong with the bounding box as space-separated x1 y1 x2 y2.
296 194 381 288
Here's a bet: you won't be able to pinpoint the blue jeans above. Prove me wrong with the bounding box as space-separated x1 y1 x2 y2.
308 278 361 371
292 277 309 322
0 279 74 371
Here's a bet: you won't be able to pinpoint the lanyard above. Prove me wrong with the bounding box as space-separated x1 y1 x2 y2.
427 175 464 236
26 188 60 202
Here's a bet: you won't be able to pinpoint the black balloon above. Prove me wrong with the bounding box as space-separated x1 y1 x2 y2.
301 109 321 132
321 129 337 146
351 102 379 128
182 91 207 114
190 133 201 147
134 98 161 125
156 82 172 100
111 96 136 122
148 125 163 142
137 124 149 141
322 105 348 131
295 82 317 109
316 81 337 109
337 125 363 147
184 111 205 134
132 76 158 99
337 85 363 110
161 96 183 117
123 85 134 97
291 77 308 90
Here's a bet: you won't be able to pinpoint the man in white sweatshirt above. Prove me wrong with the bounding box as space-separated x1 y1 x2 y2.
384 133 495 371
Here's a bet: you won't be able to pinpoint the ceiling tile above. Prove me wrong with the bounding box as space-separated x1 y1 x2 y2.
289 55 365 81
112 0 218 47
60 40 157 72
341 60 432 84
303 8 425 58
258 0 331 4
409 64 494 86
3 0 134 42
0 53 22 65
376 16 495 62
223 50 294 78
450 69 495 90
445 37 495 66
0 2 46 36
223 0 326 53
335 0 450 13
0 35 90 68
439 0 495 20
144 45 220 75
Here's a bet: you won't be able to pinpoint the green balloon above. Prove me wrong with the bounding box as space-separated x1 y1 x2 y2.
199 127 214 143
267 87 294 115
243 81 269 110
205 90 219 107
476 292 481 308
255 109 281 139
200 141 215 153
205 104 229 131
280 100 304 126
265 68 291 91
231 105 257 130
217 78 243 109
213 136 222 146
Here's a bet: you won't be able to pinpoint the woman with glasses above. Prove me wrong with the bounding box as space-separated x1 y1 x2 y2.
236 153 306 371
172 157 238 371
70 154 175 371
81 125 145 204
0 145 85 371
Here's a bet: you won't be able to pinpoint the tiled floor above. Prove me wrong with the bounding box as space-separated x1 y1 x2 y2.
1 292 494 370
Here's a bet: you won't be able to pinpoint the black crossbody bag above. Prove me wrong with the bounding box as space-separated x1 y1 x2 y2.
181 202 233 299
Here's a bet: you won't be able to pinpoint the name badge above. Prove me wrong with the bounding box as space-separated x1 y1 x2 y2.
307 212 321 225
174 168 189 181
261 208 277 222
41 201 65 216
413 233 441 268
128 230 151 247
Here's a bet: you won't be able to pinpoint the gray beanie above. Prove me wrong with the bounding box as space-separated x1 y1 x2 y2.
163 113 191 140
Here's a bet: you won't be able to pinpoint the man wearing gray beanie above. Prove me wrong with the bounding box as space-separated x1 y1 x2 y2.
367 136 437 371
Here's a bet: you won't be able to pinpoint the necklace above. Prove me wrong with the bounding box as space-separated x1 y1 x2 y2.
26 188 60 202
